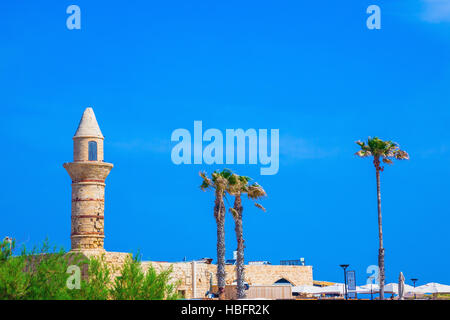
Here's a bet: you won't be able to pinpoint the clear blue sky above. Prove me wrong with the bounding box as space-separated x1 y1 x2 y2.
1 1 449 287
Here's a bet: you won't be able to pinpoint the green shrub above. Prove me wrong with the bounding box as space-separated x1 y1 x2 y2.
0 238 14 261
111 253 180 300
0 239 180 300
77 254 111 300
0 240 28 299
25 242 86 300
0 239 87 300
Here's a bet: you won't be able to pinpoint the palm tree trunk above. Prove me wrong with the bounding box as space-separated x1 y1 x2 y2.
374 157 385 300
215 189 226 299
233 194 245 299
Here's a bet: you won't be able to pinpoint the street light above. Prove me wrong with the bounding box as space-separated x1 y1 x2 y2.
367 276 374 300
340 264 349 300
411 278 418 300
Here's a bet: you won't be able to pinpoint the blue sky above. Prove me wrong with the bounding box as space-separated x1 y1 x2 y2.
1 1 449 287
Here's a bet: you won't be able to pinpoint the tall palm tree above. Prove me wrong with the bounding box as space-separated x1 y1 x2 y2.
228 173 266 299
199 169 231 299
355 137 409 300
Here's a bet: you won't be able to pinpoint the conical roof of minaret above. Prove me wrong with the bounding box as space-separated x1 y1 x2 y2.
74 107 104 138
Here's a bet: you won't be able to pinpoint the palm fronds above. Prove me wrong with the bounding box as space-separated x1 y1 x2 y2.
254 203 266 212
355 137 409 165
199 171 212 191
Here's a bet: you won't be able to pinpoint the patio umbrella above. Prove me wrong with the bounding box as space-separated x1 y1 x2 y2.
357 283 379 294
414 282 450 294
292 285 323 294
384 282 416 295
398 273 404 298
384 283 398 294
398 272 405 300
316 283 346 295
402 284 417 297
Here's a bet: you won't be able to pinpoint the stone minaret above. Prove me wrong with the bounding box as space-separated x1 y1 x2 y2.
63 108 113 251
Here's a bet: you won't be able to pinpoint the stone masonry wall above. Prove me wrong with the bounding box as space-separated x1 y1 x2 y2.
64 162 113 250
73 137 104 162
100 252 313 299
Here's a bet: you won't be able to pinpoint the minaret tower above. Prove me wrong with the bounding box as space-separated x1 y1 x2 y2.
63 108 113 251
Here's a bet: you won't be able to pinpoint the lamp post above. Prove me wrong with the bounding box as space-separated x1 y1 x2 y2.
340 264 349 300
367 276 374 300
411 278 418 300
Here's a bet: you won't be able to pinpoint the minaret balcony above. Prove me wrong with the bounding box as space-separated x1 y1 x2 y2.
63 161 113 183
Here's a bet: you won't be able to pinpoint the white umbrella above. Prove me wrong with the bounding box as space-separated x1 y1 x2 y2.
316 283 346 295
403 291 424 298
383 283 415 294
400 284 420 299
383 283 398 294
358 283 417 295
403 284 415 294
398 272 405 300
357 283 379 294
292 285 323 294
414 282 450 294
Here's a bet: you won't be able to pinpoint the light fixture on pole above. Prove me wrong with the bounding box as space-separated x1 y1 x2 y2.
340 264 349 300
367 276 374 300
411 278 418 300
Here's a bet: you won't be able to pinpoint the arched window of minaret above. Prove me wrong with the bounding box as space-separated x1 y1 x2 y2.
88 141 98 161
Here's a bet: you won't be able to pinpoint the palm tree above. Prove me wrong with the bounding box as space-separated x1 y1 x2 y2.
355 137 409 300
228 174 266 299
199 169 231 299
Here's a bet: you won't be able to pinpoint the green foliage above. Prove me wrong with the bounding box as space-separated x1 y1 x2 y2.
76 254 111 300
0 238 14 261
355 137 409 163
32 241 88 300
0 238 87 300
111 253 180 300
0 239 180 300
0 240 28 299
201 169 266 207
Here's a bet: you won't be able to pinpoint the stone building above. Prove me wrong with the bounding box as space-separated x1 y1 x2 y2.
63 108 313 299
